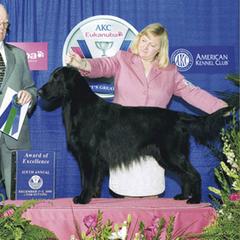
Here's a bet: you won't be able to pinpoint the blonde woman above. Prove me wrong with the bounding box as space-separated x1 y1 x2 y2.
65 23 227 198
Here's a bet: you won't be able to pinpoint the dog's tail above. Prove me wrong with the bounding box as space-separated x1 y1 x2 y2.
184 107 232 145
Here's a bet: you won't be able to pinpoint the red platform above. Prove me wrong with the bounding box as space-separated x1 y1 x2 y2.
9 198 216 239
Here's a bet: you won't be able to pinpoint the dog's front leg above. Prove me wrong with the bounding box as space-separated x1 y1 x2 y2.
73 167 95 204
73 190 92 204
73 155 103 204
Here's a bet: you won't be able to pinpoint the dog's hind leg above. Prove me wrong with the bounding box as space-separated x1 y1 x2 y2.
171 155 202 204
185 167 201 204
155 152 202 204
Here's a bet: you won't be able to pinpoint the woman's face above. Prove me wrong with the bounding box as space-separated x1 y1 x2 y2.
138 33 161 62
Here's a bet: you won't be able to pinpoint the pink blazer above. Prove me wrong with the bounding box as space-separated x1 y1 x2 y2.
82 51 226 113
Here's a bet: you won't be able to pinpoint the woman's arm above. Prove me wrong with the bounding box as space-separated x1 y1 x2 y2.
173 67 228 113
66 50 120 79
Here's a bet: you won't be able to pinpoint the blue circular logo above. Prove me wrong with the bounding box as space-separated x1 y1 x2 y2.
170 48 194 72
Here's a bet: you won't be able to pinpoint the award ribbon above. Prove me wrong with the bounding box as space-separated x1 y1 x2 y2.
0 94 21 135
11 95 21 134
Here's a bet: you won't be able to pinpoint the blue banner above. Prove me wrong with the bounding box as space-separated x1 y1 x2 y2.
170 46 235 73
15 150 55 200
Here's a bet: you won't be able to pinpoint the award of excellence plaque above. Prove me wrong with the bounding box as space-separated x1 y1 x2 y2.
13 150 55 200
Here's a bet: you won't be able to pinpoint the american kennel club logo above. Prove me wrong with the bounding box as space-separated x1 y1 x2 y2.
62 15 138 99
170 48 194 72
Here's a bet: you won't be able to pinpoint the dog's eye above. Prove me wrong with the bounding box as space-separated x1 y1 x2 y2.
52 75 59 81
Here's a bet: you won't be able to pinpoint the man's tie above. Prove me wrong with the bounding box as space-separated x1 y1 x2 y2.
0 52 6 87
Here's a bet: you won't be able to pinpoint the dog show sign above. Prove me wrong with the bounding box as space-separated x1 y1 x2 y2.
9 42 48 71
62 15 138 99
170 46 235 73
15 150 55 200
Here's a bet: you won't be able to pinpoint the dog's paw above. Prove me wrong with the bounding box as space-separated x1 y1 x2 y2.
186 197 200 204
174 194 188 200
73 194 91 204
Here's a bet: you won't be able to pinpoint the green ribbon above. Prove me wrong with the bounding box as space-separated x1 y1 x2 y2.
3 95 20 134
3 106 17 134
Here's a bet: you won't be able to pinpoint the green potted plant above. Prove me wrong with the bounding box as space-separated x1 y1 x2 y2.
0 196 58 240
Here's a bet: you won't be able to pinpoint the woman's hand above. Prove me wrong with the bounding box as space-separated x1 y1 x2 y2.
65 50 83 69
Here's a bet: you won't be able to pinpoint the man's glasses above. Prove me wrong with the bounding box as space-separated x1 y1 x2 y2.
0 21 9 29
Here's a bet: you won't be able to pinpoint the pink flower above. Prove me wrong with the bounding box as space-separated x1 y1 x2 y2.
83 214 98 235
3 209 15 217
144 225 157 240
229 192 240 201
144 217 161 240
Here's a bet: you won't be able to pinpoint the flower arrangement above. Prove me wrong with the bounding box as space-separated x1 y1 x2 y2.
81 210 130 239
69 210 194 240
135 216 179 240
0 195 58 240
69 210 130 240
199 108 240 240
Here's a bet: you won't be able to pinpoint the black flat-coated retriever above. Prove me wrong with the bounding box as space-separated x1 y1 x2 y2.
38 66 229 204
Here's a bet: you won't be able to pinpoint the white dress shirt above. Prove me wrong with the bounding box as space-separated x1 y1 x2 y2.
0 41 7 65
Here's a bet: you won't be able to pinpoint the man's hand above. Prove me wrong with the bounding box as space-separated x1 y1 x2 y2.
17 90 32 105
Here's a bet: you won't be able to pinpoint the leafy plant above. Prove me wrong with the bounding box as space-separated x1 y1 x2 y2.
198 110 240 240
0 195 58 240
226 74 240 86
216 74 240 109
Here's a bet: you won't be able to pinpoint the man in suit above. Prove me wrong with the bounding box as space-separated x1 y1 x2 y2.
0 4 37 199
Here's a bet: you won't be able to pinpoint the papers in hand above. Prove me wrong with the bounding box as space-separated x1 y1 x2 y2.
0 87 30 139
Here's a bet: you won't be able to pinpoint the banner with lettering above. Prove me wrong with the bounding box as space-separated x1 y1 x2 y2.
15 150 55 200
170 46 235 73
62 15 138 101
9 42 48 71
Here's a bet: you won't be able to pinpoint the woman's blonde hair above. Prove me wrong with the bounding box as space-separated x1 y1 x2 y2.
131 23 169 68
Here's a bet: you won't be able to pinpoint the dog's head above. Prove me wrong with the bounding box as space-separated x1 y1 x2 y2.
38 66 83 111
38 66 98 111
38 67 75 102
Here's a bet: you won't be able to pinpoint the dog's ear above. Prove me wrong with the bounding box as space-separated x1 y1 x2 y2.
48 67 63 80
53 66 64 73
